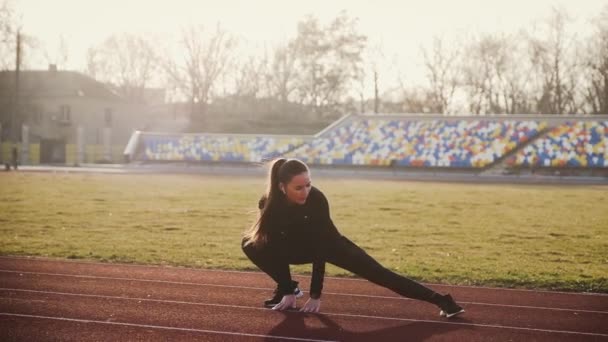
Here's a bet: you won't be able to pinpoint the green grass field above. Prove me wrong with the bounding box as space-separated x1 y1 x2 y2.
1 172 606 293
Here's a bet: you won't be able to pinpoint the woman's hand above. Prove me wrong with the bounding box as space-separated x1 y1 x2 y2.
272 294 297 311
300 297 321 313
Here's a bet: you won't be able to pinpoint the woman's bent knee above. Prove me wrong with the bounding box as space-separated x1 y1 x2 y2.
241 239 256 258
241 239 268 262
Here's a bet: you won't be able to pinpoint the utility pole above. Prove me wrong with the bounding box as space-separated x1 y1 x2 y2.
373 70 379 114
11 31 21 170
14 31 21 138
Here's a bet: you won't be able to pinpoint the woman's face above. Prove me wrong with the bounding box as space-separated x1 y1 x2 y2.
281 172 312 205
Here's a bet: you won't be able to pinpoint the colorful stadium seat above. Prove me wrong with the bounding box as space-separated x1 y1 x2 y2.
130 117 607 169
508 121 608 168
287 118 545 168
139 134 304 163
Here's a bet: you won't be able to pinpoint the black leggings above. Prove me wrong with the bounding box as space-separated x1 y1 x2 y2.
242 236 438 302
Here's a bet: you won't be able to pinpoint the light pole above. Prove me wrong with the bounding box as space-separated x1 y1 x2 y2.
11 31 21 170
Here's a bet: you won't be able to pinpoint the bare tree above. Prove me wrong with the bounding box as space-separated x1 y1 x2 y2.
462 34 503 114
357 40 386 114
43 35 69 70
499 35 537 114
226 52 268 120
582 5 608 114
421 36 461 114
527 7 581 114
293 12 367 118
164 24 236 127
85 46 102 80
461 32 534 115
386 54 433 114
86 33 158 103
267 41 300 110
232 54 266 99
0 0 18 71
398 86 436 113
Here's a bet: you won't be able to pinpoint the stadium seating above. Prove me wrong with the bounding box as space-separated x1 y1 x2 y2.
508 121 608 168
128 116 608 170
139 134 304 163
286 118 546 168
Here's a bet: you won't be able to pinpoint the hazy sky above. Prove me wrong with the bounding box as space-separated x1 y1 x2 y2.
13 0 608 87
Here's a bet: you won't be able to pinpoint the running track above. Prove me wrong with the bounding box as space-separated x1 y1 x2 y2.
0 257 606 341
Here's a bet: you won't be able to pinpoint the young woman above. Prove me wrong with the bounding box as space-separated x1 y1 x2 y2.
242 158 464 317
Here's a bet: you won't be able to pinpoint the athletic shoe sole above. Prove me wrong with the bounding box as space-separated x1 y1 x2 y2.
440 308 465 318
263 288 305 308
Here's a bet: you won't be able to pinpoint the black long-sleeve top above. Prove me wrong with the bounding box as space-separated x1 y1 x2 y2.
259 186 342 298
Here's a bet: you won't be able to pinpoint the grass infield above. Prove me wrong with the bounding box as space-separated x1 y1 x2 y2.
0 172 606 293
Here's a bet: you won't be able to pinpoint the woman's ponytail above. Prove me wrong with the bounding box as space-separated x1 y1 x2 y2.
243 158 309 247
268 158 287 199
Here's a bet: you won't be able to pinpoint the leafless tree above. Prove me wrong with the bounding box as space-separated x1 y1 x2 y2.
527 7 581 114
224 52 268 120
357 40 386 114
232 54 266 99
293 12 367 118
163 24 236 126
461 33 533 115
582 5 608 114
499 35 537 114
462 34 502 114
43 35 69 70
267 41 300 109
421 36 461 114
0 0 18 71
398 86 436 114
86 33 158 103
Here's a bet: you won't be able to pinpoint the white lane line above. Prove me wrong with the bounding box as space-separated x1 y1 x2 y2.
0 296 46 303
0 312 338 342
331 312 608 338
1 269 606 315
1 288 607 338
0 269 271 290
464 301 607 315
1 256 606 296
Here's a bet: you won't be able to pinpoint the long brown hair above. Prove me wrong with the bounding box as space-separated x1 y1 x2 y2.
243 158 309 247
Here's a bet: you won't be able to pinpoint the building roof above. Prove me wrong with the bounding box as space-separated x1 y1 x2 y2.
0 69 123 101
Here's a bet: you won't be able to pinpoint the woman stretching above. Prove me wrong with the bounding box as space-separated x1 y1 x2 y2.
242 158 464 317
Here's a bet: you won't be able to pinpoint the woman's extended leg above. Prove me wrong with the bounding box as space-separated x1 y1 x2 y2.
325 236 464 316
325 237 436 300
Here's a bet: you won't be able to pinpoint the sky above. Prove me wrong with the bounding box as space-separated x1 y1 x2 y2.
11 0 608 88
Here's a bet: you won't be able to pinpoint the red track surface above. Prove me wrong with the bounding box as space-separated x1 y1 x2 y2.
0 257 606 341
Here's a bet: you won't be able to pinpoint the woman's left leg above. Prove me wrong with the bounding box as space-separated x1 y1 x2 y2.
326 236 465 317
325 236 439 302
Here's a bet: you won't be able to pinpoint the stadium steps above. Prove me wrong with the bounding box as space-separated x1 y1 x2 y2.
313 113 356 138
479 125 555 175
